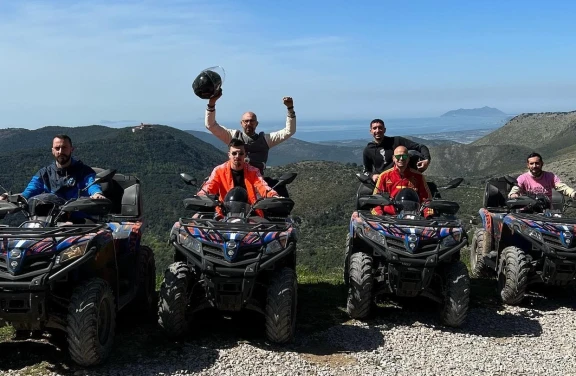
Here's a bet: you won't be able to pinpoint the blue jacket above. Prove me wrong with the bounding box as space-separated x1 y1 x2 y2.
22 158 103 200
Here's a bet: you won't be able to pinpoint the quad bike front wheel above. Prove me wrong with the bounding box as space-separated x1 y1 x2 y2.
265 267 298 344
498 246 529 305
470 228 491 278
158 262 193 338
439 261 470 327
346 251 373 319
67 278 116 367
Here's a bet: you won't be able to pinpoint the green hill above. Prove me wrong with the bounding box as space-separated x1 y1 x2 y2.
0 125 121 152
425 110 576 179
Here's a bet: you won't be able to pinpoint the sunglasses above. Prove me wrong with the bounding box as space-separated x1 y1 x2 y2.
394 154 409 161
231 151 245 156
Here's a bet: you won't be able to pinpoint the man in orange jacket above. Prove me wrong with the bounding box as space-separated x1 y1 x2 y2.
371 145 433 217
199 138 279 217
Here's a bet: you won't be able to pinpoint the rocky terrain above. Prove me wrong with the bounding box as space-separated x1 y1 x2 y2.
1 282 575 376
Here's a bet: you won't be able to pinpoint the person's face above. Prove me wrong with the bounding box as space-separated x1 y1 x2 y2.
52 137 74 166
229 146 246 170
393 148 409 170
527 156 543 176
370 122 385 142
240 113 258 136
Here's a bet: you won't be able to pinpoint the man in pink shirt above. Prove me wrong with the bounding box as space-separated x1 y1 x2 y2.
508 152 576 199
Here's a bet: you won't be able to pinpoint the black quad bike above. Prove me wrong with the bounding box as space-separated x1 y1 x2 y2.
0 169 156 366
158 172 299 343
470 175 576 304
345 173 470 327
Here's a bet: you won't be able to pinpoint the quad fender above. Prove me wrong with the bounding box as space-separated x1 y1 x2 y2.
494 220 530 270
68 233 118 293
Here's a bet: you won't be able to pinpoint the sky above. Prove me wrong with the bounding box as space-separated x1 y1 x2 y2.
1 0 575 130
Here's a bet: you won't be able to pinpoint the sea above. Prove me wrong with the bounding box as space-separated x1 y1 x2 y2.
282 115 513 144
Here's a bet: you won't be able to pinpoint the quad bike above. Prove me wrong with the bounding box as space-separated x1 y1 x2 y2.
0 168 156 366
470 175 576 305
345 173 470 327
158 172 299 343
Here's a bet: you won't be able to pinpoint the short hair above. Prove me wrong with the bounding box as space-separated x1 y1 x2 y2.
370 119 385 128
527 152 543 163
53 134 73 146
228 138 245 148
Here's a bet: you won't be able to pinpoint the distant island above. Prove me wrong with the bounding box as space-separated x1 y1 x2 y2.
440 106 506 117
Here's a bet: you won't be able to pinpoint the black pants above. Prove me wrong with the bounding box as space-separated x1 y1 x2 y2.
264 177 289 198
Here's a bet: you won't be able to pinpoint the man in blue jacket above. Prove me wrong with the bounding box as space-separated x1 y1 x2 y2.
1 134 105 201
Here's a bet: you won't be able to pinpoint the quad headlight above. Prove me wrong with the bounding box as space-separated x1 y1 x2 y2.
362 225 387 246
516 223 543 242
57 242 90 264
561 231 573 247
179 233 202 253
266 236 288 254
441 231 462 247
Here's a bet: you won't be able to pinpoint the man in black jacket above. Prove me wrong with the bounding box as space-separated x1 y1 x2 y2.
363 118 431 182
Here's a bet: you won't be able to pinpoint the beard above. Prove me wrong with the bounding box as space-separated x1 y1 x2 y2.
55 153 71 166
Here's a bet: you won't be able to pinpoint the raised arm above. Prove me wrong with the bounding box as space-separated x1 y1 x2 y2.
266 97 296 147
205 90 236 145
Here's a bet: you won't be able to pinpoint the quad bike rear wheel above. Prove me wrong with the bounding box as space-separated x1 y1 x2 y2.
439 261 470 327
132 245 157 314
346 251 373 319
343 233 352 286
470 228 491 278
265 267 297 344
498 246 529 305
67 278 116 367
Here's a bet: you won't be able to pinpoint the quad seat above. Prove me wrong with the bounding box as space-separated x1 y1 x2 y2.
92 168 143 222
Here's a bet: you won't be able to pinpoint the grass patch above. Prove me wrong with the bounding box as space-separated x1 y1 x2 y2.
296 266 349 333
0 325 14 341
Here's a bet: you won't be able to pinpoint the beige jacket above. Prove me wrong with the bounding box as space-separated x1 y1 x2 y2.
205 108 296 147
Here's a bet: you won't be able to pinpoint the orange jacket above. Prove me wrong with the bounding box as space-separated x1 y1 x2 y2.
371 166 433 217
199 161 278 217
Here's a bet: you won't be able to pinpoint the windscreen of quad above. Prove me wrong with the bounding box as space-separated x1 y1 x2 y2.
28 193 66 216
395 188 420 212
223 187 250 217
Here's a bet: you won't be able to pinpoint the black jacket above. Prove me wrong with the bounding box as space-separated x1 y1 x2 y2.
362 136 431 175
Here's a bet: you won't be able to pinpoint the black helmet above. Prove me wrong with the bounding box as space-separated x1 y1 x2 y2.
394 188 420 212
192 66 225 99
223 187 250 217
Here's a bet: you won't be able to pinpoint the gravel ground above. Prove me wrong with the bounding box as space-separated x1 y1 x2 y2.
1 286 575 376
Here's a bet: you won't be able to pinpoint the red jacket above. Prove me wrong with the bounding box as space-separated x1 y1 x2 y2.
199 161 278 217
371 166 432 216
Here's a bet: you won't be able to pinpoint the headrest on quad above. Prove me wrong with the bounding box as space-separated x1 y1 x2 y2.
483 177 512 209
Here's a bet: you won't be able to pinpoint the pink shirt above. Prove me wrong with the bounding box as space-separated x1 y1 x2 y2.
517 171 560 198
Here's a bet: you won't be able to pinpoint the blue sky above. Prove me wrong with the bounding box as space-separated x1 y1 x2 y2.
1 0 575 130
